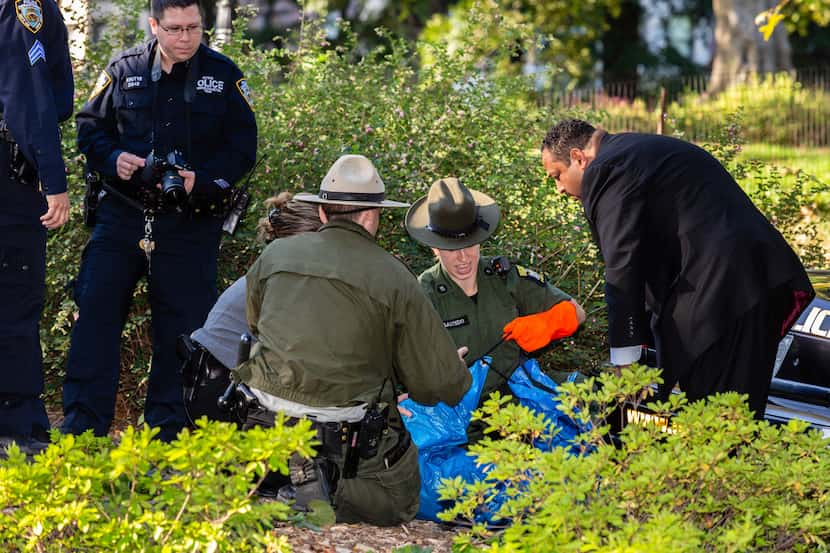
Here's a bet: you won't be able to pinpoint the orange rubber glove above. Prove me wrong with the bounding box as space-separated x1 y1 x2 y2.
502 301 579 352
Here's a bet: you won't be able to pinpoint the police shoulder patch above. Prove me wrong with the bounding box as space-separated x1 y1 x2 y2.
236 78 254 110
516 265 546 286
16 0 43 34
89 70 112 101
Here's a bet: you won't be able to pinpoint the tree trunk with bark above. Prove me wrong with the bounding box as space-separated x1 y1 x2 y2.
709 0 793 94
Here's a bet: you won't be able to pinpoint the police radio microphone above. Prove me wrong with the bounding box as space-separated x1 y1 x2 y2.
222 155 268 235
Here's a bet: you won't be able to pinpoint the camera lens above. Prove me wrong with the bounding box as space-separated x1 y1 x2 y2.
161 170 187 206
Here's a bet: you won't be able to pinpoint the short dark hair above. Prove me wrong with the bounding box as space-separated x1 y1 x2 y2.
320 203 377 224
150 0 201 20
541 119 596 164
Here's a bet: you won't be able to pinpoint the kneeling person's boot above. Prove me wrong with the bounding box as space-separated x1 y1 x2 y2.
281 453 335 511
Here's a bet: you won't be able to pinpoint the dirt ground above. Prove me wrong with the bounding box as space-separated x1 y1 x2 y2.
272 520 460 553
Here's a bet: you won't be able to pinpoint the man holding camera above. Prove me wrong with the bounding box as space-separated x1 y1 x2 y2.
1 0 74 454
63 0 256 441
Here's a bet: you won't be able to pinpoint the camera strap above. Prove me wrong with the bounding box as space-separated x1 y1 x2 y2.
150 43 194 163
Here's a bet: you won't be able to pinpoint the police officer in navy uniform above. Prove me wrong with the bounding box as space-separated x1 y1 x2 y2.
1 0 73 453
63 0 256 441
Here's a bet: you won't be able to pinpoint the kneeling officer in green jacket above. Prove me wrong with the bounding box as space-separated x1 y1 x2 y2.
236 154 472 526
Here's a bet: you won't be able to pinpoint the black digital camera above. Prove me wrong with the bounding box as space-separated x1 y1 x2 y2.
141 150 190 208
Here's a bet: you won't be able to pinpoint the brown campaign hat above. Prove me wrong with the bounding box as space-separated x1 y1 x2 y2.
294 154 410 208
405 177 500 250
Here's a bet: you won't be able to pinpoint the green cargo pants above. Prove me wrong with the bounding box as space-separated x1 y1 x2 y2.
332 428 421 526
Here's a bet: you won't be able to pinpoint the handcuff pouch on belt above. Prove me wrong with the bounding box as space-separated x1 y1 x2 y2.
1 118 38 188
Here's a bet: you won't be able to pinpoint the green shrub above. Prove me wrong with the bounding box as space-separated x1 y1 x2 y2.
444 366 830 552
0 417 315 551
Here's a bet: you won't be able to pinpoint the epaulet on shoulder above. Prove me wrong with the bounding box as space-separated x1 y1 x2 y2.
515 264 547 287
109 42 149 66
202 46 235 66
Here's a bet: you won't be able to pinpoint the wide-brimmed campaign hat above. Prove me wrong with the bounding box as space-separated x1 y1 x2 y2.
405 177 500 250
294 154 410 208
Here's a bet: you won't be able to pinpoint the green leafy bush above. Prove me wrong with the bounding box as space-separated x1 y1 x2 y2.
444 366 830 552
0 417 315 551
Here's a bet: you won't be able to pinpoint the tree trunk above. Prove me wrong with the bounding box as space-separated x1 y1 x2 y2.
709 0 792 94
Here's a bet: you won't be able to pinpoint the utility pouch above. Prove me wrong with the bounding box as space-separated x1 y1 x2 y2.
83 169 106 227
358 404 389 459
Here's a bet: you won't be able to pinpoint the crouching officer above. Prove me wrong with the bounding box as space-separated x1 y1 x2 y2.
405 178 587 443
179 193 322 426
1 0 73 454
62 0 256 441
236 155 471 526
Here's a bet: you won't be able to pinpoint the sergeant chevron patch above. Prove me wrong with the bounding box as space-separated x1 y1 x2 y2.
28 39 46 65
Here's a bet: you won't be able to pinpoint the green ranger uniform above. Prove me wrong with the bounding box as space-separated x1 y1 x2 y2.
239 219 472 525
419 256 571 442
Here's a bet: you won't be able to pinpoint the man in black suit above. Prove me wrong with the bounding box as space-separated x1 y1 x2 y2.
541 119 814 418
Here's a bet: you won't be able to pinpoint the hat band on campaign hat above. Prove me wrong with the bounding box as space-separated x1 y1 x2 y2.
319 190 386 203
426 215 490 239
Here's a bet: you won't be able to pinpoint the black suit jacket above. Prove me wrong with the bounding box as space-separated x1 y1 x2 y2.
581 132 813 377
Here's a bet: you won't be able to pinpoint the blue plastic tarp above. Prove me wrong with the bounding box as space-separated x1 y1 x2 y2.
401 357 585 523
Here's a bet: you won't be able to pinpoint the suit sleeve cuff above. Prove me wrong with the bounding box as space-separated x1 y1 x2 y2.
610 345 643 366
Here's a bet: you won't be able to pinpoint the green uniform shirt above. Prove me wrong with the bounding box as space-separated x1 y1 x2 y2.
239 219 471 412
419 256 571 404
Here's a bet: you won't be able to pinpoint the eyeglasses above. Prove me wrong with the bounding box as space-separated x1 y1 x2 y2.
158 23 203 37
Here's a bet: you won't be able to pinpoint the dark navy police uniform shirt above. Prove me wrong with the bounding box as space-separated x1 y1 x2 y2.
76 39 256 208
0 0 74 196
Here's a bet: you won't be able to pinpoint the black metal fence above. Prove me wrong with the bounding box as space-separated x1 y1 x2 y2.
539 66 830 150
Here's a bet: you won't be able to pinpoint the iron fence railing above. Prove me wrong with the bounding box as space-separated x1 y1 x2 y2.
539 66 830 150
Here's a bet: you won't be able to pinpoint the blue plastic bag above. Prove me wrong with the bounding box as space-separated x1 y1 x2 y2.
508 358 586 454
399 357 488 449
402 357 585 523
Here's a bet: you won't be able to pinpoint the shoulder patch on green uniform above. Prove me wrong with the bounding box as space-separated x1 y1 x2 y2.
88 70 112 101
236 78 254 110
516 265 546 287
16 0 43 34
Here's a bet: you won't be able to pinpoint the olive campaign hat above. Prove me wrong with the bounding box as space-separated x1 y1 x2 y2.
405 177 500 250
294 154 410 208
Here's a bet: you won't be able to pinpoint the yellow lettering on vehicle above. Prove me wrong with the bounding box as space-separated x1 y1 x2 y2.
625 408 675 434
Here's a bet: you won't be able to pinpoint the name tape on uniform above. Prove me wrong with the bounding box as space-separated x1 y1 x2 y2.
443 316 469 329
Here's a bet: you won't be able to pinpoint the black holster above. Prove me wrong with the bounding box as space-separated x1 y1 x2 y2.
1 118 37 188
83 169 106 227
176 334 236 426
